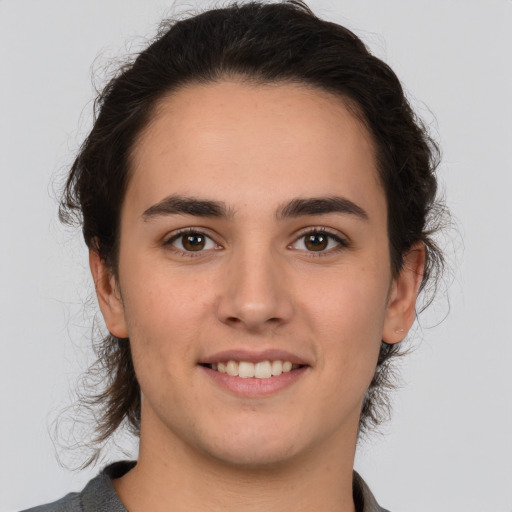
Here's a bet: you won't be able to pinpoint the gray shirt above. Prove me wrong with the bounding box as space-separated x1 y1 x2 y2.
21 461 390 512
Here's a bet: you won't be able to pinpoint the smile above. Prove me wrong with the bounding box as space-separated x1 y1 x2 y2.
202 360 303 379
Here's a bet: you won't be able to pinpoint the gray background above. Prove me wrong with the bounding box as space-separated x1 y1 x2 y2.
1 0 511 510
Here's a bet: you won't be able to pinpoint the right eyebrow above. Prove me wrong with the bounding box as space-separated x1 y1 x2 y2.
277 196 369 221
141 195 234 221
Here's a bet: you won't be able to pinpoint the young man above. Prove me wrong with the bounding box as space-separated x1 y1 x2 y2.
23 2 444 511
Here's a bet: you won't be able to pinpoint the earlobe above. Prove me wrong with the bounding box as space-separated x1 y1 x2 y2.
89 249 129 339
382 242 425 344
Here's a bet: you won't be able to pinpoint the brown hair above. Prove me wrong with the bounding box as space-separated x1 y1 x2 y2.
60 0 446 464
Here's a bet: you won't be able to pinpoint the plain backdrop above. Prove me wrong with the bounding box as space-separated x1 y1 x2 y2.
1 0 511 511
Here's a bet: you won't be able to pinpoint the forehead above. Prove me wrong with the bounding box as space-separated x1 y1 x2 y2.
127 80 384 220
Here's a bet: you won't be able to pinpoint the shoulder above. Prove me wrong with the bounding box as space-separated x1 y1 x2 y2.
19 461 136 512
20 492 81 512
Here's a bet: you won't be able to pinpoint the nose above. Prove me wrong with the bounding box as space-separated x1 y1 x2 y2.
215 246 294 333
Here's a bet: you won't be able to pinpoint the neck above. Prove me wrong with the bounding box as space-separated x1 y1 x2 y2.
114 405 358 512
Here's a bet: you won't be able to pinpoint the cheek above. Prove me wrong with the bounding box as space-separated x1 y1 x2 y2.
118 264 210 378
306 261 389 331
303 265 389 379
121 286 204 414
121 253 211 325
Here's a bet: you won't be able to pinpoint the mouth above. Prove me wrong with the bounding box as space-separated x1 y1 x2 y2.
198 350 310 397
199 360 305 379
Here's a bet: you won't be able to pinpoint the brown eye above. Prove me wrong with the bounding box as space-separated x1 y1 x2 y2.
183 233 205 251
290 230 346 253
304 233 328 251
170 231 216 252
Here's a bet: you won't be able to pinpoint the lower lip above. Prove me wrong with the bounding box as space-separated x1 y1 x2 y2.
199 365 309 397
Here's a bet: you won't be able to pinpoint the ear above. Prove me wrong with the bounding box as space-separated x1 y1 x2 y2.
89 248 128 339
382 242 425 344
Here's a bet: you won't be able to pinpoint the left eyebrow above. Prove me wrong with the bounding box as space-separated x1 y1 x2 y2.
142 195 234 221
277 196 369 221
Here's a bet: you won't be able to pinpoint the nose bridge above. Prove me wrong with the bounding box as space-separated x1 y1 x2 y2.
216 237 293 331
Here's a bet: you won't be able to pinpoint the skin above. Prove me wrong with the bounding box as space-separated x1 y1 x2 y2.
90 81 424 512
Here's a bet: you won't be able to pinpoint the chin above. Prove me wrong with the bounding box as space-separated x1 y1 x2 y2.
197 423 304 469
207 442 299 469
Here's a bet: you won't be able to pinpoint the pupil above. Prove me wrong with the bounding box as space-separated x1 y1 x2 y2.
184 233 205 251
306 233 327 251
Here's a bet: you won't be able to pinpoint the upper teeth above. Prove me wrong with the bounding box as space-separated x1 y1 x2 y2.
212 360 296 378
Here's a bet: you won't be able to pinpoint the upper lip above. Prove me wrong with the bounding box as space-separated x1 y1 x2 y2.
199 348 311 366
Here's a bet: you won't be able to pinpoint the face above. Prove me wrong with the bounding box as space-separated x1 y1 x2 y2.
92 81 422 468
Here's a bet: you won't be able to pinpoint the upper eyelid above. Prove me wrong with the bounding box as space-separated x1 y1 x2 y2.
164 227 218 243
292 226 348 241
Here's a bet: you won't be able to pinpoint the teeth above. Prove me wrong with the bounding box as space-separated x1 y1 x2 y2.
226 360 238 377
210 360 300 379
271 360 283 376
255 361 272 379
238 361 255 378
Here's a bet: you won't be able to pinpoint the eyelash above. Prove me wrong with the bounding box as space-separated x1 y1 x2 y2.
289 227 349 256
164 228 220 257
163 227 348 257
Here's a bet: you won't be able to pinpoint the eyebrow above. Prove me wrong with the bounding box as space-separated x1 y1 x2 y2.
141 194 368 222
277 196 369 221
142 195 234 220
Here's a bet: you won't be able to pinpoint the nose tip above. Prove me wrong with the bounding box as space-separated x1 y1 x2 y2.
222 303 284 331
215 255 293 332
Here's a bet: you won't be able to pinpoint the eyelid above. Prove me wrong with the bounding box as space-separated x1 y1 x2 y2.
163 227 222 256
163 226 218 242
289 226 349 253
